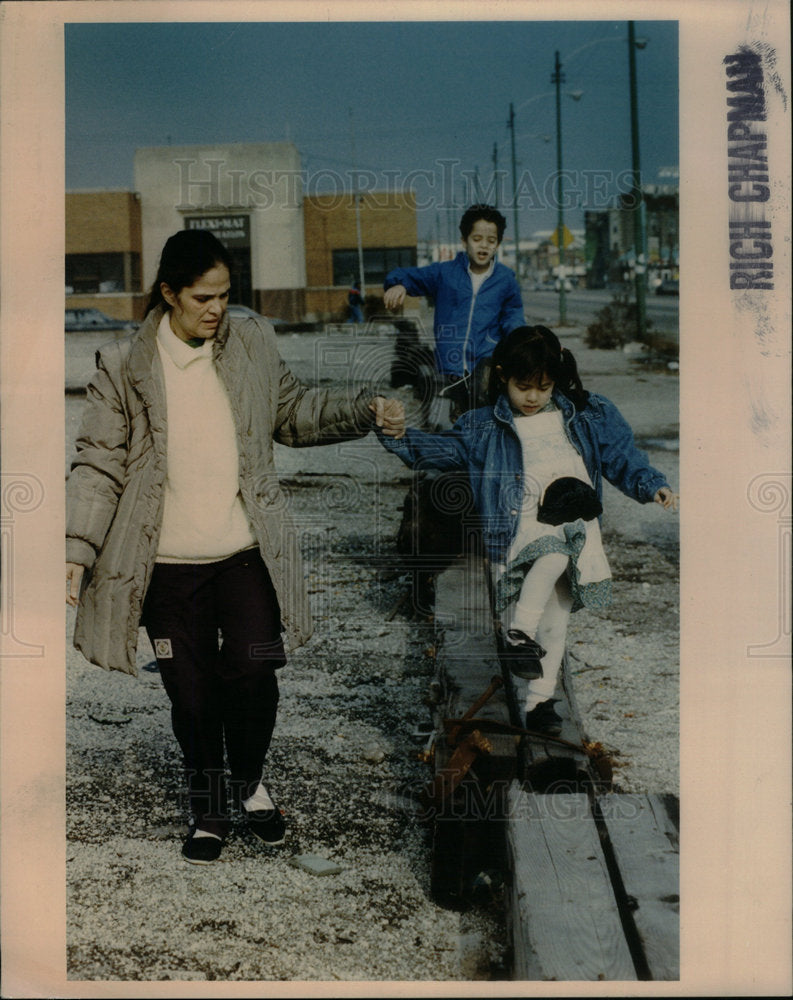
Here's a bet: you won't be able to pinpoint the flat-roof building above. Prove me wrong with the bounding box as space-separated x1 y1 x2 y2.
66 142 418 325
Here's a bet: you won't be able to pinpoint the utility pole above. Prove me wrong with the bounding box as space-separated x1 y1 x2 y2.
628 21 647 342
348 107 366 297
552 51 567 326
508 103 520 275
473 165 483 203
492 142 500 209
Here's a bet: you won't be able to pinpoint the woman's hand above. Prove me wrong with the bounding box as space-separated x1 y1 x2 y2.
66 563 85 606
383 285 406 311
654 487 679 511
369 396 406 439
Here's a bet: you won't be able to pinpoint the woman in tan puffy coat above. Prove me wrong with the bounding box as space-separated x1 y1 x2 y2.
65 229 404 864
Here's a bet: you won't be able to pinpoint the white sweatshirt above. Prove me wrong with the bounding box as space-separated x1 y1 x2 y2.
155 313 256 562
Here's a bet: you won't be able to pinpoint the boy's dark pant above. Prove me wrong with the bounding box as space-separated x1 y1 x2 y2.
142 548 286 838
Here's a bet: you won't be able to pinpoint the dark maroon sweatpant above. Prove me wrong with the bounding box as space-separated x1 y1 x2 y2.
142 547 286 837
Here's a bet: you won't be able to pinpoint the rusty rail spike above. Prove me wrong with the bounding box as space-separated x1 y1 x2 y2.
424 729 493 807
446 675 503 745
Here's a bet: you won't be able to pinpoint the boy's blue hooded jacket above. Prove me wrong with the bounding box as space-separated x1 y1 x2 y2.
378 390 670 563
384 251 525 378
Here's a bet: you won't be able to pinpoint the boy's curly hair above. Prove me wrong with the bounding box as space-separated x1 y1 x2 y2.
459 204 507 242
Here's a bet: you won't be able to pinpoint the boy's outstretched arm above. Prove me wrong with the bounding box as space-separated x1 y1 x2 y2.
383 262 441 304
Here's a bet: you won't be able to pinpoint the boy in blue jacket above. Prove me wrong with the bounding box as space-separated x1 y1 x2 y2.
384 204 525 419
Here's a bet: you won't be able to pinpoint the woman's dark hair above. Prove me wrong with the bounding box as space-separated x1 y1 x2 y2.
145 229 233 315
488 325 589 409
459 204 507 242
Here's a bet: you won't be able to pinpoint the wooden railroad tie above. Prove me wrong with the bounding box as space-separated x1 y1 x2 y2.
426 552 680 981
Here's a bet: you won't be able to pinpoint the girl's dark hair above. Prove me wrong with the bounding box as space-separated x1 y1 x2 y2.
459 204 507 242
488 325 589 409
145 229 233 315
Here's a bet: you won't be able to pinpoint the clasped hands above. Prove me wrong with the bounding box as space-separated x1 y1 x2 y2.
369 396 406 439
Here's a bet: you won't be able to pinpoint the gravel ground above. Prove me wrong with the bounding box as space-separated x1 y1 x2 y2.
64 314 679 982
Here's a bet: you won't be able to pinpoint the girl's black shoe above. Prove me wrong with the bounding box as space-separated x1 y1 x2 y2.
503 628 546 679
524 699 563 737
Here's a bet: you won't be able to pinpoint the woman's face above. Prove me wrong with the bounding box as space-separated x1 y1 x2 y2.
161 264 230 343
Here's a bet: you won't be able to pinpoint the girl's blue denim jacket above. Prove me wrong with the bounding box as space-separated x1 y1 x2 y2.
378 390 670 563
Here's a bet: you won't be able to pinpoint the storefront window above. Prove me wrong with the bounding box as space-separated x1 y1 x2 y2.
65 252 140 294
332 247 416 288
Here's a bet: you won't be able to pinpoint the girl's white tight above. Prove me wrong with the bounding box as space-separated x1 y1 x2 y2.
510 553 573 712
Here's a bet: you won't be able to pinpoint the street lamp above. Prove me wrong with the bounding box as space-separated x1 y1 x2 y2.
507 80 580 296
552 51 583 326
508 97 561 275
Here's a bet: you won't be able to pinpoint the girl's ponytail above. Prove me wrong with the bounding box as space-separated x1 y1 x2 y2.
560 346 588 409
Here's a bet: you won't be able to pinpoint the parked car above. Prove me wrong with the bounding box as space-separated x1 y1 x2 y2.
226 304 286 329
655 279 679 296
65 307 137 332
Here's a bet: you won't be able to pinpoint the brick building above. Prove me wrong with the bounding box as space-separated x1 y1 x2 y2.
66 142 418 324
65 190 145 321
303 191 416 318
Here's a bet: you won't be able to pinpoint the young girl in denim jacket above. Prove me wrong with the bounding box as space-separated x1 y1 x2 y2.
378 325 678 735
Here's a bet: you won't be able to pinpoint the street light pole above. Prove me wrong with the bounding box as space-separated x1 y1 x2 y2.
628 21 647 342
508 102 520 275
492 142 499 210
348 108 366 297
552 51 567 326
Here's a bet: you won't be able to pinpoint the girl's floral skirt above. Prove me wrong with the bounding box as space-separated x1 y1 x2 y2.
493 518 612 615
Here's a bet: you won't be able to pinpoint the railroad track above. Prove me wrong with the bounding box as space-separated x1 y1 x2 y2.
418 552 680 982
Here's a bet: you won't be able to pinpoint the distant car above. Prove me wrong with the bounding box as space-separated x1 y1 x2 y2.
65 307 136 332
655 279 679 296
226 304 286 328
226 304 261 320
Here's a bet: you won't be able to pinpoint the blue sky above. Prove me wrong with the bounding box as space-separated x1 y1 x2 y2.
65 18 678 241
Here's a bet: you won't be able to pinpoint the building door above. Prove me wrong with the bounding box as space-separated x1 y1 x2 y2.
226 247 252 306
184 215 252 307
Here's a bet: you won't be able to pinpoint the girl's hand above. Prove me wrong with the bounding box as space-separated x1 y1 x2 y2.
383 285 406 311
654 487 679 511
369 396 406 438
66 562 85 606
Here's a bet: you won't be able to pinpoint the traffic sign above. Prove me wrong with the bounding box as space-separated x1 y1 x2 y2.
549 225 575 249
